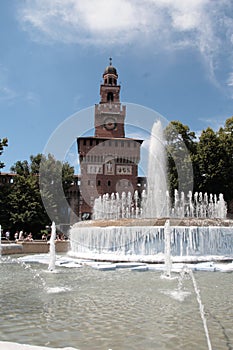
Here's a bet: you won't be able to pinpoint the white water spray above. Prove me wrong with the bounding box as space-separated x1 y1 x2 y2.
146 120 169 218
188 268 213 350
48 222 56 271
164 220 172 278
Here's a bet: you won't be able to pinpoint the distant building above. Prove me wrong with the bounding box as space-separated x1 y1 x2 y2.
0 172 16 185
77 59 144 219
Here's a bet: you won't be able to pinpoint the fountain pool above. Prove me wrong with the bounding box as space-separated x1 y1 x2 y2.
0 255 233 350
69 218 233 263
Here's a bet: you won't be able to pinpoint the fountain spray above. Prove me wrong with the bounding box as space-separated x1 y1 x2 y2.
164 219 172 278
48 222 56 271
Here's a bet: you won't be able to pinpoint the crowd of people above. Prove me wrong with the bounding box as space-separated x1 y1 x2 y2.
1 230 66 242
14 231 33 241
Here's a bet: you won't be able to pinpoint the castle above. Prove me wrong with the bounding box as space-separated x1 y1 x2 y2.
77 59 144 219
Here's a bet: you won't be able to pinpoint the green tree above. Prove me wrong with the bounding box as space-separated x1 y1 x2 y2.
10 160 30 176
196 127 225 195
30 154 42 175
217 117 233 202
0 182 11 230
0 137 8 169
164 121 197 199
8 154 74 235
8 174 48 234
39 154 74 225
0 137 9 231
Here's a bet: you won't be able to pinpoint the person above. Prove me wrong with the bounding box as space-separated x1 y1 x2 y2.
14 231 19 241
25 233 33 241
42 233 47 241
19 230 24 240
5 231 10 241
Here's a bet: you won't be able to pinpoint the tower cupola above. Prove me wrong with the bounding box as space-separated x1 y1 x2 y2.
103 57 118 86
100 58 120 103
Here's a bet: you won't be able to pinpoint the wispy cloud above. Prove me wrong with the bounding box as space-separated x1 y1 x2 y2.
17 0 233 83
0 86 17 102
25 91 40 105
227 72 233 87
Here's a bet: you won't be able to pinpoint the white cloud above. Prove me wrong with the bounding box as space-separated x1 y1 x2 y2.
227 72 233 87
0 86 17 102
17 0 233 80
17 0 210 45
25 92 40 105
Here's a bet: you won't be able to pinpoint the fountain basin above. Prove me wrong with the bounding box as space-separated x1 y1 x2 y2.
0 240 69 255
1 257 233 350
70 218 233 263
1 243 23 255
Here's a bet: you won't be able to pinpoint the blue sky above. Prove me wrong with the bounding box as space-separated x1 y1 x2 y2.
1 0 233 173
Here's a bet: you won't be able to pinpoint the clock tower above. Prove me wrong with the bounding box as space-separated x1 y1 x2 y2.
95 58 126 138
77 59 143 219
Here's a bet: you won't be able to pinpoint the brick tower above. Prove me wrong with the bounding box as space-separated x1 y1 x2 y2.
77 59 143 219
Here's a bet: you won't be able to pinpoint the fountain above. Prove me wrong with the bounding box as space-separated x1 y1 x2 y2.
70 120 231 263
67 119 233 350
146 120 169 218
1 119 233 350
48 221 56 271
1 256 233 350
164 219 172 278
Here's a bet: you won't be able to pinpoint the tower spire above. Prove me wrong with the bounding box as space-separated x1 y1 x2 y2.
109 57 112 66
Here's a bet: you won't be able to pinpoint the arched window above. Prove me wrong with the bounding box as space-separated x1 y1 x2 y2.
107 92 114 102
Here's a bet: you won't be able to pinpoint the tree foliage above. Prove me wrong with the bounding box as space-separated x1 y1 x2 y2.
2 154 74 234
164 121 197 199
39 154 75 225
0 137 8 169
165 117 233 213
196 127 225 195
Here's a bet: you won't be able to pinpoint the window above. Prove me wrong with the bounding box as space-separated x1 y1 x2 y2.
107 92 113 102
97 180 101 186
108 180 111 186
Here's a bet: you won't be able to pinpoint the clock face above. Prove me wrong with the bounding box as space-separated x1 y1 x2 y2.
104 118 116 130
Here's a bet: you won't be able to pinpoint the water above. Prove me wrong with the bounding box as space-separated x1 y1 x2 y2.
48 221 56 271
164 219 172 277
93 190 227 220
0 260 233 350
188 268 213 350
70 225 233 261
146 120 169 217
93 119 227 221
